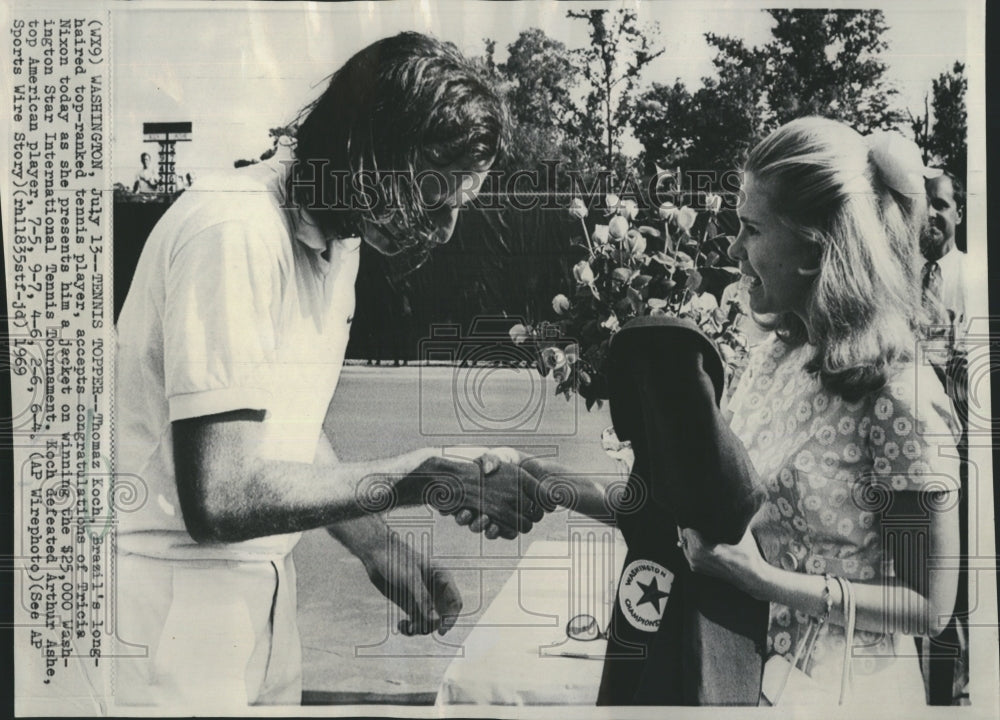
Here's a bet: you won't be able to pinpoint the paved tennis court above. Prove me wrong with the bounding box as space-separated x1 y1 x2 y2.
295 365 616 699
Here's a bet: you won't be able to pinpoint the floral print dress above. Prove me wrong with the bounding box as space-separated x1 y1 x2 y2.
728 334 960 701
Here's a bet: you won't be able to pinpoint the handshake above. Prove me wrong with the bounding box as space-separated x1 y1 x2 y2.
397 447 565 540
353 447 613 637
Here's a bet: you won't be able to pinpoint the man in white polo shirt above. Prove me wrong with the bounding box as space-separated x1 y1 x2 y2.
114 32 545 708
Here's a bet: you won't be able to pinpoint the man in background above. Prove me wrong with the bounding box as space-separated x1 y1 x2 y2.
919 169 969 706
132 151 158 192
920 171 967 346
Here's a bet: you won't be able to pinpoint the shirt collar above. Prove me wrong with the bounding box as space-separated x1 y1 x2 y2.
293 207 332 253
265 156 362 263
936 245 962 272
292 208 361 271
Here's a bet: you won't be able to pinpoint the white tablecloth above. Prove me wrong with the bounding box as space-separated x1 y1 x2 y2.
436 531 627 706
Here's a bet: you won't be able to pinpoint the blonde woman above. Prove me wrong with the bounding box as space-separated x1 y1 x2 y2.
676 117 961 706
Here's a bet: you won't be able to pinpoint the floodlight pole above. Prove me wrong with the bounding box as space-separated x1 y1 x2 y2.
142 121 193 193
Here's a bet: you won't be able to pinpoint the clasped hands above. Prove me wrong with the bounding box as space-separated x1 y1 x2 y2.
407 447 558 540
352 447 558 638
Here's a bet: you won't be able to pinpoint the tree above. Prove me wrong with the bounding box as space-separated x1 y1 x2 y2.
633 80 697 171
633 32 770 184
634 9 903 184
928 62 967 183
500 29 577 138
908 94 933 165
492 29 583 171
258 124 298 161
633 75 767 182
235 123 298 167
758 9 903 133
567 9 663 171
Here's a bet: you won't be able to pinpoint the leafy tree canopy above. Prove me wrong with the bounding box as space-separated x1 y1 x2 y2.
634 9 904 184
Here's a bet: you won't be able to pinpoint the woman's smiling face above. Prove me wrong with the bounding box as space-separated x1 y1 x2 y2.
729 173 819 319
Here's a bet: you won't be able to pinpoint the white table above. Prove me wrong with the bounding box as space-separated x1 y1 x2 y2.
436 531 628 706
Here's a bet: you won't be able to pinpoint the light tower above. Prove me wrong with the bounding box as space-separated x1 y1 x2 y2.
142 121 192 193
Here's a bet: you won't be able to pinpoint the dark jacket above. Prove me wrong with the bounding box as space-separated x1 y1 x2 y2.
597 316 768 705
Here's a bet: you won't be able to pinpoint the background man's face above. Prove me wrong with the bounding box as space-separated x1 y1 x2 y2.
921 175 962 259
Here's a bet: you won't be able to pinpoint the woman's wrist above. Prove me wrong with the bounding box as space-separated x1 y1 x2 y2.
740 561 842 624
741 554 779 601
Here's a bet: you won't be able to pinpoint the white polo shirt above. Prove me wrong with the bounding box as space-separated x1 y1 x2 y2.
115 158 360 560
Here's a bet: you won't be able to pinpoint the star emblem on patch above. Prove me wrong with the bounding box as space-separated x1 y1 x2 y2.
636 577 670 614
617 559 674 632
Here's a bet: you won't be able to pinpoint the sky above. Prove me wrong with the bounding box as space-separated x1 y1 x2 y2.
111 0 980 185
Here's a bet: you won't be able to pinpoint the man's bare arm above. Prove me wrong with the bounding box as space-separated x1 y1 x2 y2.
314 434 465 635
172 409 541 543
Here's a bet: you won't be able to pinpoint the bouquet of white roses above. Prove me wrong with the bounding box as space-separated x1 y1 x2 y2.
509 191 751 411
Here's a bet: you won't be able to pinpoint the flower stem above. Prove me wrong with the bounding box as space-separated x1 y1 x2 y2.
694 219 710 266
667 221 678 266
580 217 594 258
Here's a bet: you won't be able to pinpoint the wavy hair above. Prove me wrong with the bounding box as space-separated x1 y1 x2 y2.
745 117 930 401
286 32 507 250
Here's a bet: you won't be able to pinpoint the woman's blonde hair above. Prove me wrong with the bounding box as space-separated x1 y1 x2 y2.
745 117 931 400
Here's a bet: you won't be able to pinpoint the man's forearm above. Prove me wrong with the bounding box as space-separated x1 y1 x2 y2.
318 432 394 561
248 451 437 536
174 414 439 543
173 413 537 544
